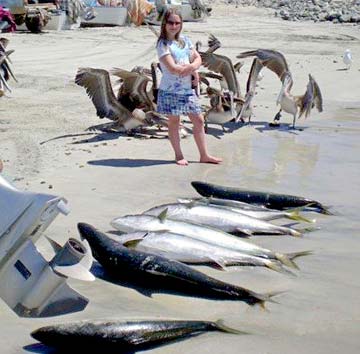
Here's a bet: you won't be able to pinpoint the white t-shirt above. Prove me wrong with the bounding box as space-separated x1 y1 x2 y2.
157 36 193 95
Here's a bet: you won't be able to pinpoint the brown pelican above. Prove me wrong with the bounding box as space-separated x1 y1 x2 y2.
198 35 241 98
110 67 155 112
276 73 323 129
236 49 323 128
0 41 17 97
204 87 244 132
75 67 168 132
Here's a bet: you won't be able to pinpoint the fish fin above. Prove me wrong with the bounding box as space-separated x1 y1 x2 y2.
236 228 254 237
275 253 299 270
285 209 315 223
209 258 228 271
286 250 313 261
183 201 197 208
123 239 143 249
157 208 168 223
135 287 153 298
214 320 249 335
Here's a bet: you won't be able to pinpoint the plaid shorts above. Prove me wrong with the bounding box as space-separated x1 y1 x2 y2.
157 90 202 115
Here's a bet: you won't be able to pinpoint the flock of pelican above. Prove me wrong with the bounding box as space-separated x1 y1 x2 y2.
0 38 17 98
0 34 322 133
76 34 323 134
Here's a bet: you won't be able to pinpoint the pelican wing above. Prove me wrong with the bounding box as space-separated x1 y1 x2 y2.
199 71 223 81
237 49 290 82
75 67 132 123
0 38 10 50
1 50 17 82
207 34 221 53
246 58 264 94
200 51 240 96
111 67 153 110
310 74 323 113
235 58 263 122
298 74 323 119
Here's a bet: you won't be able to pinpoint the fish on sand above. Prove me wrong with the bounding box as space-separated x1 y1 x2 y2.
31 318 243 352
78 222 276 306
191 181 331 214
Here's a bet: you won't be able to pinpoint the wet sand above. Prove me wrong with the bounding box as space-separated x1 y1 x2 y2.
1 5 360 353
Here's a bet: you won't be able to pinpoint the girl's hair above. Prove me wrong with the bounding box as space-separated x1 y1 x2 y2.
157 8 184 47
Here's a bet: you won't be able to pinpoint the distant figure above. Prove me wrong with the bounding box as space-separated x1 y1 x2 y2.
343 49 352 70
156 8 222 165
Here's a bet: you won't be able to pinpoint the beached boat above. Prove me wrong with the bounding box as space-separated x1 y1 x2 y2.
2 0 73 31
81 5 128 27
146 0 211 24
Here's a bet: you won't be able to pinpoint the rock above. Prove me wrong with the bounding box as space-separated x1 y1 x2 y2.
235 0 360 25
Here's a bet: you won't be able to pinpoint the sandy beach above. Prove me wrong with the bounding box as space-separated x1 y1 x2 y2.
1 4 360 353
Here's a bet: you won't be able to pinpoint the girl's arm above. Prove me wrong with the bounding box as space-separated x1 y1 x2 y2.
160 54 197 77
190 49 202 70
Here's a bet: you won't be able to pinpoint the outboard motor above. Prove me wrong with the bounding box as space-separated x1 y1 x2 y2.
0 175 94 317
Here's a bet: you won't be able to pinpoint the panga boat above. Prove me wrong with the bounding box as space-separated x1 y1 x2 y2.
146 0 211 24
81 5 128 27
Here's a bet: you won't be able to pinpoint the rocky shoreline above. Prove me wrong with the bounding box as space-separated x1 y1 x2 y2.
221 0 360 24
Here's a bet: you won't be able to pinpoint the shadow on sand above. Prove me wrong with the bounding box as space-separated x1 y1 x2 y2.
24 330 203 354
88 158 175 168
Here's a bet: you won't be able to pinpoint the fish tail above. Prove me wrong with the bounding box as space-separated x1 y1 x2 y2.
285 250 313 261
289 228 303 237
214 320 248 335
304 202 333 215
285 208 315 223
275 252 299 270
319 204 333 215
296 226 321 234
250 290 284 309
264 260 296 276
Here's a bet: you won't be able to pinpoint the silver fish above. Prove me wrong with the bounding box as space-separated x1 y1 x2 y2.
118 230 288 273
111 213 305 269
143 203 302 237
177 197 313 223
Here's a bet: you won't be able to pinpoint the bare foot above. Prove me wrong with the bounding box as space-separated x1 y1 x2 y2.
176 158 189 166
200 156 222 164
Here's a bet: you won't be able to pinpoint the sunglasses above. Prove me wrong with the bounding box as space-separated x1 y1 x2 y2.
166 20 181 26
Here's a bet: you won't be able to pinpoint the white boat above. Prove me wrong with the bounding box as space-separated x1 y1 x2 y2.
146 0 211 25
81 5 128 27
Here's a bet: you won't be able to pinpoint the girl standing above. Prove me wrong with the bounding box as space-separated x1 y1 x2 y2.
156 9 222 166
